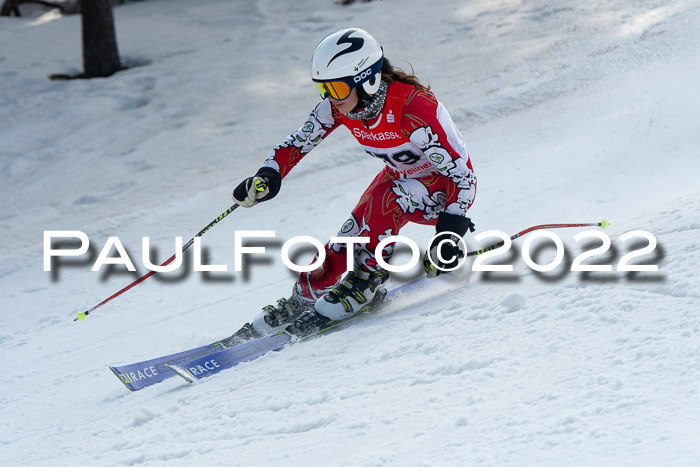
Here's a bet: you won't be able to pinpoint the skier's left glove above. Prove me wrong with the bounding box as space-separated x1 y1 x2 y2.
232 167 282 208
424 212 475 278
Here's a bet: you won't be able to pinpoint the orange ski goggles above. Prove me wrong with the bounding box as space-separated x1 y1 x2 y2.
313 59 383 101
314 79 354 101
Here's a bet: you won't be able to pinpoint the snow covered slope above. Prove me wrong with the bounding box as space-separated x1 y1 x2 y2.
1 0 699 464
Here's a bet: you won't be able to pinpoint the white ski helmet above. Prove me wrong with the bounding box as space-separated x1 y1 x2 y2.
311 28 384 100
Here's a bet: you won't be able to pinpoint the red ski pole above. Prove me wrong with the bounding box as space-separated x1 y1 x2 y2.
465 220 608 257
74 204 240 322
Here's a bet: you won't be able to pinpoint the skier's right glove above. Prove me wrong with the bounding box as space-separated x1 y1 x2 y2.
232 167 281 208
424 212 475 278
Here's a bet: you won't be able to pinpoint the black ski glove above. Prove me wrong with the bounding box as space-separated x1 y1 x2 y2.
424 212 476 278
232 167 282 208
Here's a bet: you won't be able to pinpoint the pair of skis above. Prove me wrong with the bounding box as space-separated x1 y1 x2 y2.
109 278 426 391
108 221 608 391
109 331 292 390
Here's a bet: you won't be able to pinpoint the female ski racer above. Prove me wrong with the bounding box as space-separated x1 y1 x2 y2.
226 28 476 343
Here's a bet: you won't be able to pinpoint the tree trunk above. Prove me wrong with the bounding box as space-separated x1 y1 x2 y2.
81 0 121 78
1 0 22 15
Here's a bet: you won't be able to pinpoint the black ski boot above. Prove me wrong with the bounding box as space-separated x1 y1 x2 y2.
251 289 315 335
221 288 315 347
220 322 262 348
286 310 332 338
315 268 389 321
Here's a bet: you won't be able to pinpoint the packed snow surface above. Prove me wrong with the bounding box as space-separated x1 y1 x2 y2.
1 0 699 465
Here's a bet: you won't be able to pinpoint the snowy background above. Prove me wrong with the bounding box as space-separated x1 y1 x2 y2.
2 0 699 465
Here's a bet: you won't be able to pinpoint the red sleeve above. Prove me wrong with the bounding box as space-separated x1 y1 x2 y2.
262 99 344 178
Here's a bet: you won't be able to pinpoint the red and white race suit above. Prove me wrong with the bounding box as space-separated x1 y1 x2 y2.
263 81 477 300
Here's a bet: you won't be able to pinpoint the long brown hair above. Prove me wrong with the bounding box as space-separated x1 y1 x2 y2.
380 58 431 92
